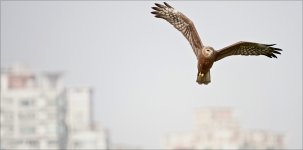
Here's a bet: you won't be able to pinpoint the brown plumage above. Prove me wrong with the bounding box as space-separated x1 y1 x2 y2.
151 2 282 85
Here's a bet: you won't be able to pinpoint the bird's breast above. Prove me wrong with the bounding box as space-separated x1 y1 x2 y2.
198 57 215 73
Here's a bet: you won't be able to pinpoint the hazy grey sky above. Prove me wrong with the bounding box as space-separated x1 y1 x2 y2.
1 1 302 149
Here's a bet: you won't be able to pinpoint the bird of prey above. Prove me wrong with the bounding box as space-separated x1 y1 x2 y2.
151 2 282 85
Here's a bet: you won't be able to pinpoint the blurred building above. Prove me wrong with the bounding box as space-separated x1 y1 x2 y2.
0 64 66 149
65 87 109 149
0 64 108 149
165 107 284 149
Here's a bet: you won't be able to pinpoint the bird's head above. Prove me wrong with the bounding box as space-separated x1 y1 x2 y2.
202 46 215 57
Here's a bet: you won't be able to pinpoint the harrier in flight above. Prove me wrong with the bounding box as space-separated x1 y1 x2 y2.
151 2 282 85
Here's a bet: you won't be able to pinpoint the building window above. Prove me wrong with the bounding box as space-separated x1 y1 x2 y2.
19 99 35 107
26 140 39 147
21 100 29 106
48 140 57 147
19 112 35 120
20 127 36 134
73 141 83 148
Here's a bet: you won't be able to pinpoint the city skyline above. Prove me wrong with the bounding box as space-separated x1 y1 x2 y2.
0 64 286 149
1 1 302 149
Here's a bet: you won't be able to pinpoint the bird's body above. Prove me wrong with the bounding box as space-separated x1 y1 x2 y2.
198 47 216 74
151 2 282 85
196 47 216 84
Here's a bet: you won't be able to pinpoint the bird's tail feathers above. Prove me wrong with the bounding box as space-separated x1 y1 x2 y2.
196 71 211 85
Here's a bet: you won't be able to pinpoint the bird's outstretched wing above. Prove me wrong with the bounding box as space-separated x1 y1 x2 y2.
151 2 204 57
215 41 282 61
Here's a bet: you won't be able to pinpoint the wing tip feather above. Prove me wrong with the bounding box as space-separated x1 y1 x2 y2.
265 44 276 46
151 7 160 11
155 3 165 8
164 2 173 8
264 43 282 59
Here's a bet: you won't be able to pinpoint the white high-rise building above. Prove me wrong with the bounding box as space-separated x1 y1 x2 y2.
65 87 109 149
0 64 67 149
165 107 284 149
66 87 93 132
0 64 108 149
